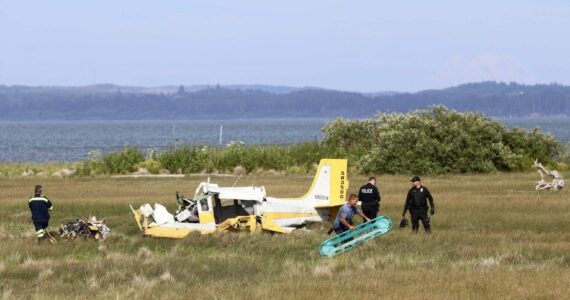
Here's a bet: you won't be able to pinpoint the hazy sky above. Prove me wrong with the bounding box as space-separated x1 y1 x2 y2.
1 1 569 91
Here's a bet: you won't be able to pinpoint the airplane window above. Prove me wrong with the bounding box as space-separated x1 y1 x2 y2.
200 199 209 211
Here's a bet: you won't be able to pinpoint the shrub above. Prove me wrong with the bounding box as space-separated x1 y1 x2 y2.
322 105 562 174
157 142 323 175
100 146 145 174
159 146 210 174
135 159 162 174
321 118 375 163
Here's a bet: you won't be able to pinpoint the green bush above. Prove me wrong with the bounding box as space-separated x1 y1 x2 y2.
322 105 562 174
159 146 211 174
135 159 162 174
156 142 323 175
321 118 375 163
100 146 145 174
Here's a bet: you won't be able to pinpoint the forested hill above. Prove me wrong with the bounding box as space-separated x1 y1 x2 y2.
0 82 568 120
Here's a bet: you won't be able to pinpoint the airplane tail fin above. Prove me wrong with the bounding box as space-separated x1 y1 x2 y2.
298 159 348 208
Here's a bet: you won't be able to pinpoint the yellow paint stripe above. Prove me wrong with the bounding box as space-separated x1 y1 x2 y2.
199 212 215 224
144 227 193 239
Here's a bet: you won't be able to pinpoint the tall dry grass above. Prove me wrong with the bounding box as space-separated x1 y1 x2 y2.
0 172 569 299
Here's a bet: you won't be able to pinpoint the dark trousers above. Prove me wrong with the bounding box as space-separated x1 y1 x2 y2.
33 219 49 237
361 202 379 220
333 219 354 235
410 209 430 233
334 225 354 244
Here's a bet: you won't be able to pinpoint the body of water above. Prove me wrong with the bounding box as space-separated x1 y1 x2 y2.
0 118 568 162
0 119 328 162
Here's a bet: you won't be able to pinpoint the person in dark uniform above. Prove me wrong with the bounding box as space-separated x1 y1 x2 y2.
402 176 434 233
359 177 381 220
28 185 53 243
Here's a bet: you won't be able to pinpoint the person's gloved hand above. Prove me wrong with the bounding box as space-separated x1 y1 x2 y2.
430 207 435 215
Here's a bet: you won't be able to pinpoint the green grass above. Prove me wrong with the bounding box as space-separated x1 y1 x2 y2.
1 172 569 299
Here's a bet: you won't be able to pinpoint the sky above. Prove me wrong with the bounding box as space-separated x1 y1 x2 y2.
1 0 569 92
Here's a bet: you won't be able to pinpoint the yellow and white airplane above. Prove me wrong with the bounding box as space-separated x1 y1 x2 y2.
131 159 348 238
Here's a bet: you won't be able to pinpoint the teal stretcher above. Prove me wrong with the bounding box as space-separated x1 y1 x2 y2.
319 216 392 257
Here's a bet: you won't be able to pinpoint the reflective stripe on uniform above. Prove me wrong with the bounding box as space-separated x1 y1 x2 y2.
29 197 49 203
36 229 45 237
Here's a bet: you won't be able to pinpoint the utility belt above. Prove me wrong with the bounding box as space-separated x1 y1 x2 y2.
410 206 428 213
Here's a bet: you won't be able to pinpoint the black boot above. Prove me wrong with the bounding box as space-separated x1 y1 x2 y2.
37 236 47 244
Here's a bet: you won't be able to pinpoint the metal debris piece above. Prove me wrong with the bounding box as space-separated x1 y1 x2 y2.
174 192 200 223
534 159 565 191
59 216 111 240
45 231 58 244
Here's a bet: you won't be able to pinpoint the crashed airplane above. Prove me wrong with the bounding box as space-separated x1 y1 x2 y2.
131 159 348 238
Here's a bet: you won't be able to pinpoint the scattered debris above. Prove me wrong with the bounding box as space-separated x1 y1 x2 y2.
59 217 111 240
45 231 58 244
534 159 564 191
174 192 201 223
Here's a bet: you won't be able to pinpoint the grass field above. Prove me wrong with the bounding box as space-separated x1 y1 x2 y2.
1 172 569 299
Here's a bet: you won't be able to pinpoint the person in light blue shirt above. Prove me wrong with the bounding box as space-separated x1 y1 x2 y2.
333 194 370 234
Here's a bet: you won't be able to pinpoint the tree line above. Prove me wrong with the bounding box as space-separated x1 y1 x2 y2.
0 81 569 120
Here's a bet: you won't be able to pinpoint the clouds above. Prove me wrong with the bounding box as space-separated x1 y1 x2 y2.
435 53 536 87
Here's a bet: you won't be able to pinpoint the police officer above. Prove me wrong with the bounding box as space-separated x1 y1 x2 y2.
359 177 381 220
402 176 434 233
28 185 53 243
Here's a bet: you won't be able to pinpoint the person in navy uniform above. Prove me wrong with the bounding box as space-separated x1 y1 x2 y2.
358 177 381 220
332 194 371 234
402 176 435 233
28 185 53 243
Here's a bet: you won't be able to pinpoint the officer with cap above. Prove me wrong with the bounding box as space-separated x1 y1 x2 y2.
358 176 381 220
28 185 53 243
402 176 434 233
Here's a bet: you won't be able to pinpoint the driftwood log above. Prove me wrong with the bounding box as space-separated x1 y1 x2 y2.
533 159 564 191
